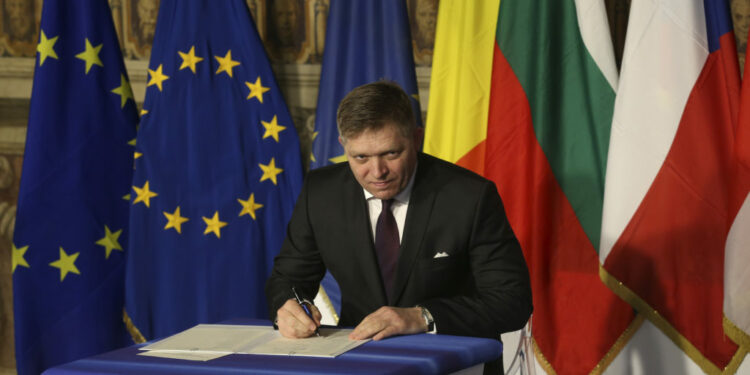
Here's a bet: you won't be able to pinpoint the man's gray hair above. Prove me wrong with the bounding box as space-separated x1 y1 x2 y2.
336 81 416 141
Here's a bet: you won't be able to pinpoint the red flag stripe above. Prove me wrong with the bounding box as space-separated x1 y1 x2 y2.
485 43 636 375
603 33 742 373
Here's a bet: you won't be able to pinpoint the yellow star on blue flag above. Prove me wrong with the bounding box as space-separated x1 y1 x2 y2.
49 247 81 281
13 1 138 373
36 30 59 66
12 244 30 273
75 38 103 74
125 0 303 342
95 225 123 259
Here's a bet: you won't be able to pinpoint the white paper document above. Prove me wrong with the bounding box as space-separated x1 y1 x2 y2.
139 324 369 360
142 324 272 353
245 328 368 357
137 350 230 361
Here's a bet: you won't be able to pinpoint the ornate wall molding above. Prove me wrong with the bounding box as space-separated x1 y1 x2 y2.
0 56 431 159
0 57 431 111
0 57 150 102
271 63 431 112
0 57 33 99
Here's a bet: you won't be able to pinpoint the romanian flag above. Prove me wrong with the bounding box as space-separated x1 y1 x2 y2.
13 0 137 373
424 1 635 373
600 0 745 372
124 0 303 340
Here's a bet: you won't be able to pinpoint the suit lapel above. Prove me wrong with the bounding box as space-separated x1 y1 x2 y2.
342 167 389 306
390 155 436 305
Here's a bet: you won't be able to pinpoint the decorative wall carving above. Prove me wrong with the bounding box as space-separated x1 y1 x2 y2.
0 0 441 64
0 0 42 58
0 152 19 373
733 0 750 68
408 0 438 66
123 0 160 59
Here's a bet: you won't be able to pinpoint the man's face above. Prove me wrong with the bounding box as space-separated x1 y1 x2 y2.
341 123 422 200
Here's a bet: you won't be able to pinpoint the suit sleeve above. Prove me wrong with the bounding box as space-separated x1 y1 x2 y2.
420 181 533 338
265 177 326 321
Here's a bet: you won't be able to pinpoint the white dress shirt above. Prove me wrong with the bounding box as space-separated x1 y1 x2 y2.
361 167 436 333
363 169 417 243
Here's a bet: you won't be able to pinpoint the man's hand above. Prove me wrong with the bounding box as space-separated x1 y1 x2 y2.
349 306 427 341
276 299 322 338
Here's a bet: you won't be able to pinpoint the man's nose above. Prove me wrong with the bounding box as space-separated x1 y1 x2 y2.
370 158 388 179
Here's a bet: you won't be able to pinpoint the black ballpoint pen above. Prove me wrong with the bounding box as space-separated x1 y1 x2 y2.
292 286 321 337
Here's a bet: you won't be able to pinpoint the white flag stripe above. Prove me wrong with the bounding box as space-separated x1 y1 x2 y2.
574 0 619 91
599 0 707 261
603 320 750 375
725 192 750 336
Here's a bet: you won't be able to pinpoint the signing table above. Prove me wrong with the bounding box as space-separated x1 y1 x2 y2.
42 319 502 375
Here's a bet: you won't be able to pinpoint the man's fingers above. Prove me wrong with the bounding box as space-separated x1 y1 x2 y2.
349 322 378 340
277 308 312 338
278 315 314 338
277 311 309 338
349 306 425 340
277 299 319 338
349 310 388 340
292 306 318 331
285 299 319 331
372 326 398 341
349 315 370 339
277 317 305 338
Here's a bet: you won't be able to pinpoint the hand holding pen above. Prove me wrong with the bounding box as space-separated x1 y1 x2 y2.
274 287 322 338
292 286 321 337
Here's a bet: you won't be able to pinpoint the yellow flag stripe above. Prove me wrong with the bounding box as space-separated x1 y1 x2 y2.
423 0 500 164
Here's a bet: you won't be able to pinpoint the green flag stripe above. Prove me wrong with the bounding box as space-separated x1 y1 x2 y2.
496 0 614 252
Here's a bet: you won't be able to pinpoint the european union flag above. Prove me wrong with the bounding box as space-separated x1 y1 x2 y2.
124 0 303 341
310 0 423 318
12 1 137 374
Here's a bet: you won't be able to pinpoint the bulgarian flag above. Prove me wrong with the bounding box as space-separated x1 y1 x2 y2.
424 0 636 373
599 0 745 372
724 27 750 351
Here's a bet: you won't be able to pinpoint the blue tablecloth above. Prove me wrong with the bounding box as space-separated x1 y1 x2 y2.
43 319 502 375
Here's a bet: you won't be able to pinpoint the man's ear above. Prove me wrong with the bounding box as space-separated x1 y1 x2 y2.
413 127 424 148
338 136 345 146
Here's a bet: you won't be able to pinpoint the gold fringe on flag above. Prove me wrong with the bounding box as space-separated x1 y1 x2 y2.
531 314 644 375
123 309 147 344
600 266 747 375
317 285 340 324
724 316 750 351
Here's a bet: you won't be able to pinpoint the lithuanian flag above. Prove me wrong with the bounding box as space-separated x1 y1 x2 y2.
424 1 636 373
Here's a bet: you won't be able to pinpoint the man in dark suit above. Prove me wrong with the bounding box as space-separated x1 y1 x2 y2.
266 81 532 346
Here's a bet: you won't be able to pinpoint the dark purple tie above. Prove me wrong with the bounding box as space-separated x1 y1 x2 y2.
375 199 399 299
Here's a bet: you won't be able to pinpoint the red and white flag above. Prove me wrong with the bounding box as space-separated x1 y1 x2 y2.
599 0 744 372
723 26 750 352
